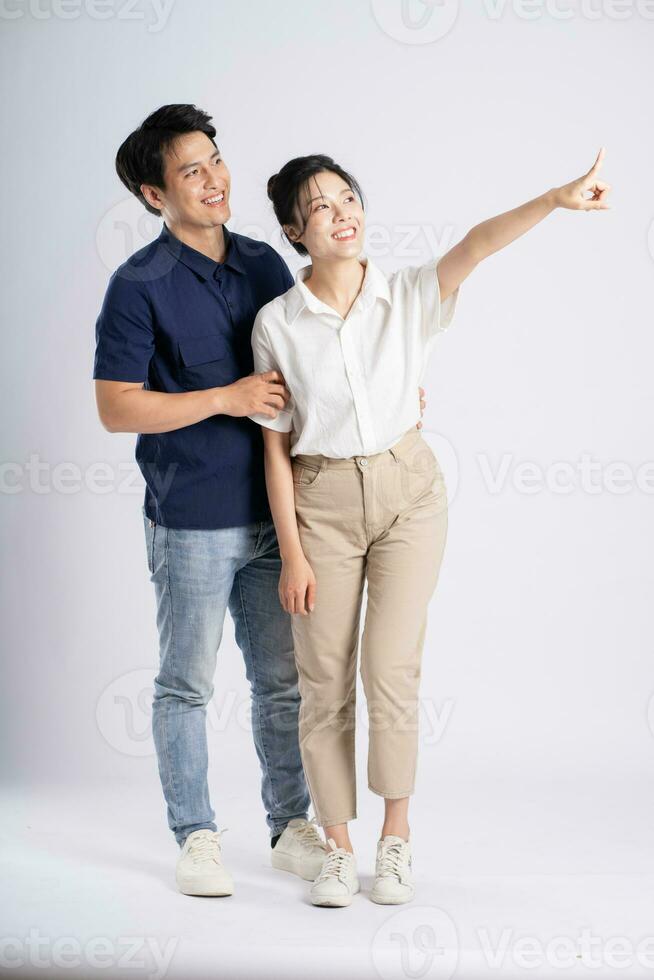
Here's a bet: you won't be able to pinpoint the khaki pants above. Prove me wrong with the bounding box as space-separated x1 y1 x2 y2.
290 426 448 827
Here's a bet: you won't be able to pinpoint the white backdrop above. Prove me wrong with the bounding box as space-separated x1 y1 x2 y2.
2 2 654 978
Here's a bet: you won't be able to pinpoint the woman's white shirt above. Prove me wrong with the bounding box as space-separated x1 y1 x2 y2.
248 255 460 458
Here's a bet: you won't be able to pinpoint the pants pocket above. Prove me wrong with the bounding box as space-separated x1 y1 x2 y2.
144 516 156 573
291 458 327 489
397 442 439 500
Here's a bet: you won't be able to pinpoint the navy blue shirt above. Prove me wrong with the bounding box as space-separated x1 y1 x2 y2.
93 222 294 529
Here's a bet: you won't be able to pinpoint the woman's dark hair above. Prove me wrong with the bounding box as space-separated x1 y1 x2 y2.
267 155 365 256
115 104 218 216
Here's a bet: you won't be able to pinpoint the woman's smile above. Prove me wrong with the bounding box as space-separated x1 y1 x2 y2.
331 225 358 242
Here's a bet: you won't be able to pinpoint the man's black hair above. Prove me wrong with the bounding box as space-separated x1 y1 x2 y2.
115 104 217 216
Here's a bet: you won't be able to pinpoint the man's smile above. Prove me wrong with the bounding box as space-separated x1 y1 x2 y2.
201 192 225 207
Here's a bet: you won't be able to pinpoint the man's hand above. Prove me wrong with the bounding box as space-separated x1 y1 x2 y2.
219 370 291 418
416 386 426 429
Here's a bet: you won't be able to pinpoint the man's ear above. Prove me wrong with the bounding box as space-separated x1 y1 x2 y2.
141 183 164 212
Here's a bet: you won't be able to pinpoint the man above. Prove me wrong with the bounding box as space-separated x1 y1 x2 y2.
93 104 427 896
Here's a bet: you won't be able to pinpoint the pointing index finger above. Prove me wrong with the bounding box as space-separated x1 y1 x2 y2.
587 146 606 178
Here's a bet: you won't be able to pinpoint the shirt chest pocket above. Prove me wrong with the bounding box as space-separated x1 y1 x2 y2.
177 334 236 391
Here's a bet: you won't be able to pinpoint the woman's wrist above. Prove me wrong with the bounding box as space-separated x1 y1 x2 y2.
281 545 305 562
543 186 560 211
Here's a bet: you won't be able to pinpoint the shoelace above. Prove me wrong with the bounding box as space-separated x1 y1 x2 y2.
316 844 353 882
377 840 407 878
187 827 229 864
294 817 326 850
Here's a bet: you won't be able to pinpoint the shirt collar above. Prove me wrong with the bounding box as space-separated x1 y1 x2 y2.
285 255 392 324
158 222 245 279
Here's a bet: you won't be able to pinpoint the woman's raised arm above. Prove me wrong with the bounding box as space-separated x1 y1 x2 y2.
437 147 611 303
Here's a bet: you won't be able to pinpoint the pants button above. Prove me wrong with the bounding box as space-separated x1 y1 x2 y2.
359 458 368 467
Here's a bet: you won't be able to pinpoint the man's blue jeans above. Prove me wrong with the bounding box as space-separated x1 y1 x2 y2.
142 509 310 847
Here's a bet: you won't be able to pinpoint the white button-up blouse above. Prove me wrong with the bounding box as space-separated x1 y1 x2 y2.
248 255 459 458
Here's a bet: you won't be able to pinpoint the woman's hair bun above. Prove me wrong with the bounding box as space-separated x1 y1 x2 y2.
266 173 278 200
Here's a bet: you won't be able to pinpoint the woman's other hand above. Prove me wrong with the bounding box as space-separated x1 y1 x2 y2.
279 552 317 615
416 386 426 429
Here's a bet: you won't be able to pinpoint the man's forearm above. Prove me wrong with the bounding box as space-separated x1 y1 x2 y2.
100 385 226 434
466 189 557 262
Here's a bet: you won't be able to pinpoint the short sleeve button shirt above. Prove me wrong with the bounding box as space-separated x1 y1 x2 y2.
93 222 294 529
248 256 459 458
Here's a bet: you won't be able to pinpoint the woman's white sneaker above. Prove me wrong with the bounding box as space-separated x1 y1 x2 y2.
309 839 360 907
370 835 415 905
271 817 328 881
175 828 234 897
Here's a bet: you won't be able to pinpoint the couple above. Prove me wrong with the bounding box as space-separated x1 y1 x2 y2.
93 104 610 908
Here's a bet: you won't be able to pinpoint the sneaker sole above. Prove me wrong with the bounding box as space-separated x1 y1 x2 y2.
370 889 414 905
176 875 234 897
271 851 323 882
310 894 354 907
310 883 360 908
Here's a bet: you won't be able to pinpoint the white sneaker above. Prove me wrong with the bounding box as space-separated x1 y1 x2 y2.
175 828 234 897
271 817 328 881
309 838 360 907
370 834 414 905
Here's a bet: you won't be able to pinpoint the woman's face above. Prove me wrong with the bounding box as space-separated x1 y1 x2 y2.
286 170 365 261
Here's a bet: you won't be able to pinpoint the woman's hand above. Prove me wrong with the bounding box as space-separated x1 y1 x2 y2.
279 552 316 616
416 386 426 429
551 147 611 211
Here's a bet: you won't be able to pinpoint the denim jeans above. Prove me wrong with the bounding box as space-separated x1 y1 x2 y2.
142 509 310 847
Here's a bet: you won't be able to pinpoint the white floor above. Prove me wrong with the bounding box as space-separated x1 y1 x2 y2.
3 770 653 979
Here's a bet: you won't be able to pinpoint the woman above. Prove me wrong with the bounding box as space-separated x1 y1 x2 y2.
248 150 610 907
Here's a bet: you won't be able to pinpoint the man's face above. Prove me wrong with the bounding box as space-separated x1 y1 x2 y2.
142 131 232 229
